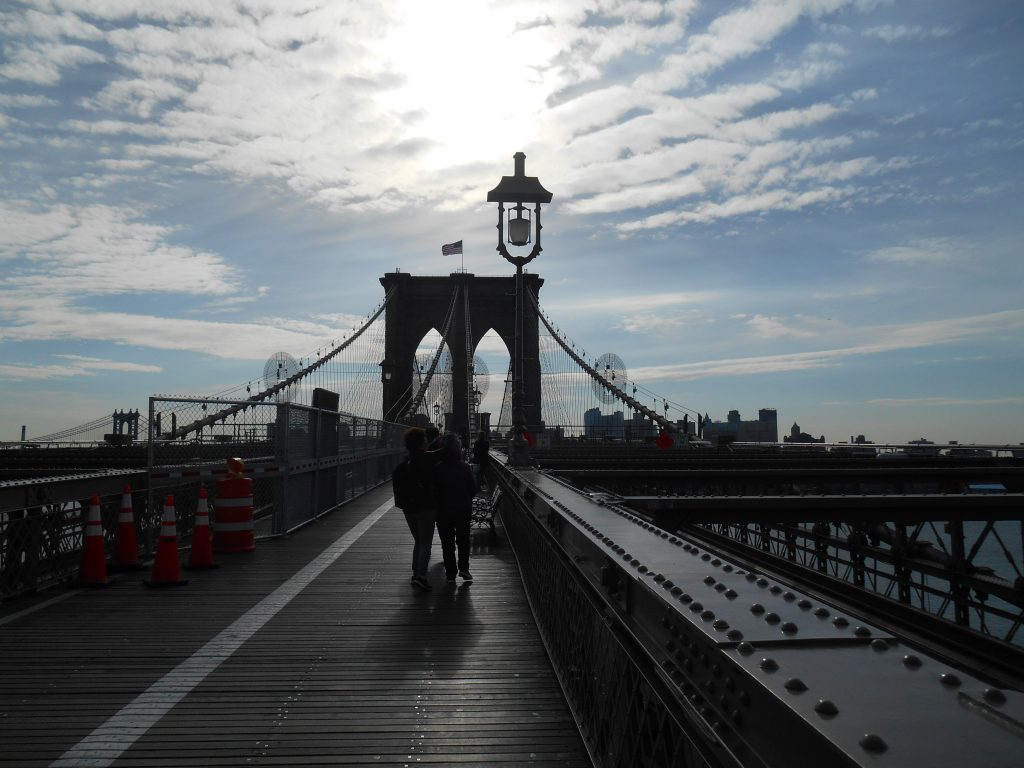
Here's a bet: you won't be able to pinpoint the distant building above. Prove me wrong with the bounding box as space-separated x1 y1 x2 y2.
584 408 624 439
704 409 778 443
584 409 658 441
783 422 825 444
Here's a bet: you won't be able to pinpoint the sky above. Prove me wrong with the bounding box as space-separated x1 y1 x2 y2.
1 0 1022 445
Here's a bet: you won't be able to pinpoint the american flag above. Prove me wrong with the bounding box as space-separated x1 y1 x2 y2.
441 240 463 256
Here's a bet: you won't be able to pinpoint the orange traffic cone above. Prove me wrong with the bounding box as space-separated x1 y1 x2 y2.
111 484 144 571
79 494 111 587
145 495 188 588
185 487 217 570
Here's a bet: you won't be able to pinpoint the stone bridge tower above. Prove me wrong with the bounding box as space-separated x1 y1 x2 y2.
379 271 543 435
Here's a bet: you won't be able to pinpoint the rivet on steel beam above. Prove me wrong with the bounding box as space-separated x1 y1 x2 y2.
784 677 808 693
757 578 769 587
703 680 716 694
715 583 728 592
760 657 779 672
725 677 736 692
638 565 648 573
723 565 733 572
797 599 812 610
859 734 887 753
727 629 744 641
669 537 678 544
984 688 1007 705
781 622 798 635
833 617 850 628
661 532 669 539
674 539 683 547
701 610 715 621
746 573 757 582
630 558 640 567
712 559 722 566
902 654 922 669
654 573 666 583
701 554 711 561
870 639 888 652
854 626 872 638
815 699 839 717
680 593 693 603
737 642 755 656
725 589 738 600
814 608 829 618
739 691 751 707
690 602 704 612
704 576 716 585
770 586 783 595
731 709 743 726
670 625 680 638
751 603 765 614
940 672 962 687
713 619 729 631
670 586 683 596
765 612 781 624
662 615 671 628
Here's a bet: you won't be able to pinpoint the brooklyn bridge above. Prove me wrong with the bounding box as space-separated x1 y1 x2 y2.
2 260 1022 768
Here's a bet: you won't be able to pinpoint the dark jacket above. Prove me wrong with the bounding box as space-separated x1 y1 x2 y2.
405 448 442 513
432 456 477 519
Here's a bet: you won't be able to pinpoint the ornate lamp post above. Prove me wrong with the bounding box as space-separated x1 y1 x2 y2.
487 152 552 465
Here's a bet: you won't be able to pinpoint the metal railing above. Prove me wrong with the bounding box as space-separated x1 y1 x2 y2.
0 401 404 600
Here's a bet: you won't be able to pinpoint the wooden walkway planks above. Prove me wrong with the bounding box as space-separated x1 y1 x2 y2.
0 486 591 767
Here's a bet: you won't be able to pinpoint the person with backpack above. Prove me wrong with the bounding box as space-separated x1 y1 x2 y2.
432 433 478 584
393 427 441 591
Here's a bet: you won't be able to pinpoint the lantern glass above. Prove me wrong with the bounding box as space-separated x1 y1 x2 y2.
508 213 531 246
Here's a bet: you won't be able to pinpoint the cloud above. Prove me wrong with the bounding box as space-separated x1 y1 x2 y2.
746 314 819 339
863 396 1024 407
629 309 1024 382
865 25 953 42
0 355 163 382
0 200 238 296
0 302 334 361
0 41 106 85
864 237 963 265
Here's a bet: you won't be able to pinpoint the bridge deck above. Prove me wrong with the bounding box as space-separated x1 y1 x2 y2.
0 485 590 767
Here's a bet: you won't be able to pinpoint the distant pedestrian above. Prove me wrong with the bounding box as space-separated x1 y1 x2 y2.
472 430 490 488
394 427 442 591
433 433 478 585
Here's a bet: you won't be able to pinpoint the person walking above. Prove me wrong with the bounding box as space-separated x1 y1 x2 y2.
432 433 478 584
471 430 490 488
394 427 441 591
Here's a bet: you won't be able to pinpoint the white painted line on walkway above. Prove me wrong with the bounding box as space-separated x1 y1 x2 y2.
50 498 395 768
0 588 84 627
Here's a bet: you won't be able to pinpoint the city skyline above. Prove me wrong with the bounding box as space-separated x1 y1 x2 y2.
1 1 1022 444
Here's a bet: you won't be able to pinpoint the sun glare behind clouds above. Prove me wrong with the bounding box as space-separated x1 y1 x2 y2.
370 1 556 172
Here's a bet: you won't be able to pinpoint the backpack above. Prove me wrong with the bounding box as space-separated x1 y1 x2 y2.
392 457 417 510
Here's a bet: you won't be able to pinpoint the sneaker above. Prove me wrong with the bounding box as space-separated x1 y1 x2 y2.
458 571 473 583
412 576 432 591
